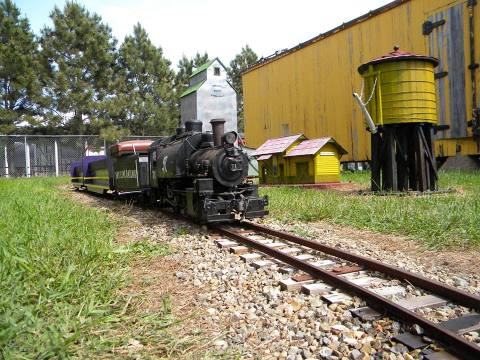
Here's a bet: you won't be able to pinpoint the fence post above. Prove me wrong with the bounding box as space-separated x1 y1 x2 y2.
54 140 59 176
4 145 9 178
24 136 31 178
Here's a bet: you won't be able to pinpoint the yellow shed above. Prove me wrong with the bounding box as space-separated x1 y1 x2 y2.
254 135 347 184
253 134 305 185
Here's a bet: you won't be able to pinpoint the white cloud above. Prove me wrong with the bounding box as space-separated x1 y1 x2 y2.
84 0 391 67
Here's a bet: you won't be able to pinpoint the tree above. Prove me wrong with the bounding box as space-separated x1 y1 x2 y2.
227 45 258 132
0 0 46 134
114 23 176 136
40 1 117 134
193 52 209 67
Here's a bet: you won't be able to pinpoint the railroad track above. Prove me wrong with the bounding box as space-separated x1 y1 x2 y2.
211 221 480 360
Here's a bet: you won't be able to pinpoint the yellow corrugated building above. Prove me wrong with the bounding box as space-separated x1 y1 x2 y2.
253 135 347 184
243 0 480 162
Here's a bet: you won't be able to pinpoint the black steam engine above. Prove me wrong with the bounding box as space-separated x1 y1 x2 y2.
71 119 268 223
150 119 268 222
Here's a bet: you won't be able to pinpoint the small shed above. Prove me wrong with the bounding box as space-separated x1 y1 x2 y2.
254 135 347 184
253 134 305 184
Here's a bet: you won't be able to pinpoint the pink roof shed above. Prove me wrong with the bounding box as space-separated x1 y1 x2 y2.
252 134 304 156
285 137 347 157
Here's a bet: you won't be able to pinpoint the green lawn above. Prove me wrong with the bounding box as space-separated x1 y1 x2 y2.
260 170 480 249
0 177 174 358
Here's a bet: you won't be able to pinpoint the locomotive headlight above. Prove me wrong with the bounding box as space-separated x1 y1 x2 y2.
222 131 237 145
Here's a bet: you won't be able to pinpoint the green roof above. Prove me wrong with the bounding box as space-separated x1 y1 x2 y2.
190 59 215 78
180 80 205 98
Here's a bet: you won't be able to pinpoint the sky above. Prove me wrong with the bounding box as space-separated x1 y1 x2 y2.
15 0 392 68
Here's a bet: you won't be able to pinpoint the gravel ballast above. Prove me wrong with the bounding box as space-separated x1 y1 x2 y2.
68 189 480 359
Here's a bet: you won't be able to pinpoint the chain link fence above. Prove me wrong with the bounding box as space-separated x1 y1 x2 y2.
0 135 163 178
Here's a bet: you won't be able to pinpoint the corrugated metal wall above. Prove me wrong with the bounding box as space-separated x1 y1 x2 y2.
243 0 480 161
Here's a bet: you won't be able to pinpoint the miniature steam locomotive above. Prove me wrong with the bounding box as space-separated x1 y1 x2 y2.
71 119 268 223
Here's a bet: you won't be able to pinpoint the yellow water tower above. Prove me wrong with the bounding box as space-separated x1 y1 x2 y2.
356 47 439 192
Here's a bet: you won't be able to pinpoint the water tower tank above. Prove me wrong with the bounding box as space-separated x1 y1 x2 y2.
358 47 439 126
355 47 440 192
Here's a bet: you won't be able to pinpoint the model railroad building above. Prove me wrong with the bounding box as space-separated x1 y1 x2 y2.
253 134 347 185
180 58 237 133
242 0 480 164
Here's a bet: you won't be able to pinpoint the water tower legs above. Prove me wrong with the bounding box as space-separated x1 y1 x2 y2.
370 124 438 192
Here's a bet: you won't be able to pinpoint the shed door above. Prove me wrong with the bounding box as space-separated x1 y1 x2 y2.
296 162 309 183
425 2 468 139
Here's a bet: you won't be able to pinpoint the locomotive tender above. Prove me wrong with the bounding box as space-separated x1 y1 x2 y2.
71 119 268 223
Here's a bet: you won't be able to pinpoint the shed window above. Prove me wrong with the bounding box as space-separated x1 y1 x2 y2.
214 67 220 76
282 124 289 136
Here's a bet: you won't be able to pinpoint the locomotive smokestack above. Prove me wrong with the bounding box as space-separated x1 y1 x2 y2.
210 119 225 147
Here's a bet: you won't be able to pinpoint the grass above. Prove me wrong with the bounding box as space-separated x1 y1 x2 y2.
0 177 177 359
260 170 480 249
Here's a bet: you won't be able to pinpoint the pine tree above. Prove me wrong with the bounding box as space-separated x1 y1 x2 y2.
0 0 45 134
174 55 193 94
40 1 117 134
193 52 209 67
115 23 176 136
227 45 258 132
174 52 209 95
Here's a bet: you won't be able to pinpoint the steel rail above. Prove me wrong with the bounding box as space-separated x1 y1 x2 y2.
243 222 480 312
213 224 480 360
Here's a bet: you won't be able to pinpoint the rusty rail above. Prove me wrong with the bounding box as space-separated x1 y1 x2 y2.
213 223 480 360
243 222 480 311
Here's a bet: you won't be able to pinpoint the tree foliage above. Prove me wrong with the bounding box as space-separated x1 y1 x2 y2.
40 1 117 134
1 1 254 137
227 45 258 132
0 0 46 134
114 23 177 136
